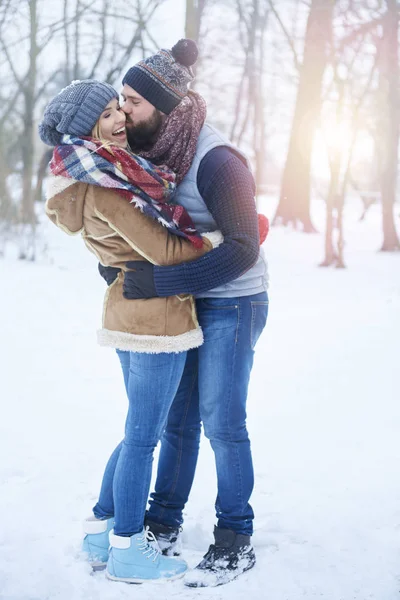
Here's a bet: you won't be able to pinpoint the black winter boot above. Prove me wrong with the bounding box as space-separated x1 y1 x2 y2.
184 526 256 587
144 518 182 556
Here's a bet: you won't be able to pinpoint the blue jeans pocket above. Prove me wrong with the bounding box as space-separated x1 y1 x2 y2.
197 298 239 333
250 301 268 349
200 298 239 310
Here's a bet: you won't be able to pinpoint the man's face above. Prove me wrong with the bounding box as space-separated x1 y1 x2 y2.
120 84 164 151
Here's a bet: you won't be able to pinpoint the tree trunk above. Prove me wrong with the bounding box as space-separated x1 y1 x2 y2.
185 0 206 79
63 0 71 82
230 1 268 209
335 192 345 268
321 78 347 268
253 7 268 206
0 146 14 223
34 149 53 204
274 0 334 231
378 0 400 251
185 0 206 42
320 161 340 266
19 0 38 260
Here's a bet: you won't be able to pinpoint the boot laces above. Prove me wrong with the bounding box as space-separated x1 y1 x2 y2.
137 526 161 562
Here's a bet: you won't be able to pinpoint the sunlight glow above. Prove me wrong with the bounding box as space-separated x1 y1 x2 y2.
312 118 373 181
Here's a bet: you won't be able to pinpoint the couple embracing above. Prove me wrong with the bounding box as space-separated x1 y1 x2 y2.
39 38 269 588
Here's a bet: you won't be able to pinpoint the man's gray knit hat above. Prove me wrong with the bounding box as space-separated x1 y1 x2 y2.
39 79 118 146
122 39 198 115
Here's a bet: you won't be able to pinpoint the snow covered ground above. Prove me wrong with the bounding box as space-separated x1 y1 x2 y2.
1 200 399 600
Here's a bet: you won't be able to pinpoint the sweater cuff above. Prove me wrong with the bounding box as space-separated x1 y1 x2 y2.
154 265 185 297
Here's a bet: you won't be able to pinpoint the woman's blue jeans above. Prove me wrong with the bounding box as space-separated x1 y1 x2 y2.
93 349 187 536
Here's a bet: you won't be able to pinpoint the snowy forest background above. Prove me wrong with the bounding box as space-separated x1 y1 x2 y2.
1 3 400 599
0 0 399 265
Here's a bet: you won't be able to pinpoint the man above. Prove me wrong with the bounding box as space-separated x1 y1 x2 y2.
101 38 269 587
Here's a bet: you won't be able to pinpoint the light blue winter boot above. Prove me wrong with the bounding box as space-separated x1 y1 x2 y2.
82 515 114 569
106 526 188 583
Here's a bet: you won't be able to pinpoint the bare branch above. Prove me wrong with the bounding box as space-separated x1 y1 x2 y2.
268 0 301 72
0 87 20 128
87 0 109 79
35 69 63 103
103 0 162 83
0 36 24 89
4 0 92 53
0 0 13 35
338 15 383 51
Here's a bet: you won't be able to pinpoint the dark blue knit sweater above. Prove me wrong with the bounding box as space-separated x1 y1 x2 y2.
153 147 260 297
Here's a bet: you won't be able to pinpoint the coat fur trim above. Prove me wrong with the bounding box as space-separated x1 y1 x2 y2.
46 174 76 199
97 326 204 354
202 230 224 248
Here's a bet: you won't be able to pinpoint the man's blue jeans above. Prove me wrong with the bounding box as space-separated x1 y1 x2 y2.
147 291 268 536
93 350 187 536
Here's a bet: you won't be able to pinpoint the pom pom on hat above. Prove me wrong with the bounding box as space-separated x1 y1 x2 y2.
171 39 198 68
38 122 63 146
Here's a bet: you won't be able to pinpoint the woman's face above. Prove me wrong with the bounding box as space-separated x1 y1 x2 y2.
96 98 127 148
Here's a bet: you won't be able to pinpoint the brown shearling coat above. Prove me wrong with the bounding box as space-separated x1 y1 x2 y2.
45 175 222 353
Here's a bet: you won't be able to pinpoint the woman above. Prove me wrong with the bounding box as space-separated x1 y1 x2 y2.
39 79 222 584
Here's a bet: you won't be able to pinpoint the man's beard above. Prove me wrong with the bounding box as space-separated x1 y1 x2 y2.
126 109 164 153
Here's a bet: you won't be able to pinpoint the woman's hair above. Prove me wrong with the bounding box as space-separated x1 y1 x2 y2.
91 120 102 140
90 120 114 151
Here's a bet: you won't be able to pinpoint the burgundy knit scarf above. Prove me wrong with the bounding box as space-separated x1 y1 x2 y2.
139 91 207 184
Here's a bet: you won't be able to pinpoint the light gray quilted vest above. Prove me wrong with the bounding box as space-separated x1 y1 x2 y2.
174 123 269 298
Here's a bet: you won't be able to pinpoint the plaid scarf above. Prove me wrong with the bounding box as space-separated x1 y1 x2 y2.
139 91 207 184
50 135 203 247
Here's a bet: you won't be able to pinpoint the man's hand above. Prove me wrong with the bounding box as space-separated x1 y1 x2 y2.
123 261 157 299
98 263 121 286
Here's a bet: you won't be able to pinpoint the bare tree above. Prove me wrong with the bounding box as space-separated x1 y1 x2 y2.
273 0 334 232
184 0 211 88
320 18 379 268
376 0 400 251
19 0 39 258
0 0 91 259
185 0 207 45
228 1 269 201
0 0 166 259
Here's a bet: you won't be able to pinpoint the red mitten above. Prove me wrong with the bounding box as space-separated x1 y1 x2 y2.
258 213 269 244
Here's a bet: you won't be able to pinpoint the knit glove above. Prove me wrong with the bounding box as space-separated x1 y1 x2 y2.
98 263 121 286
123 261 157 299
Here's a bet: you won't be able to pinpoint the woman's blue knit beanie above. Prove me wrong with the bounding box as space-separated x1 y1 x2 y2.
39 79 118 146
